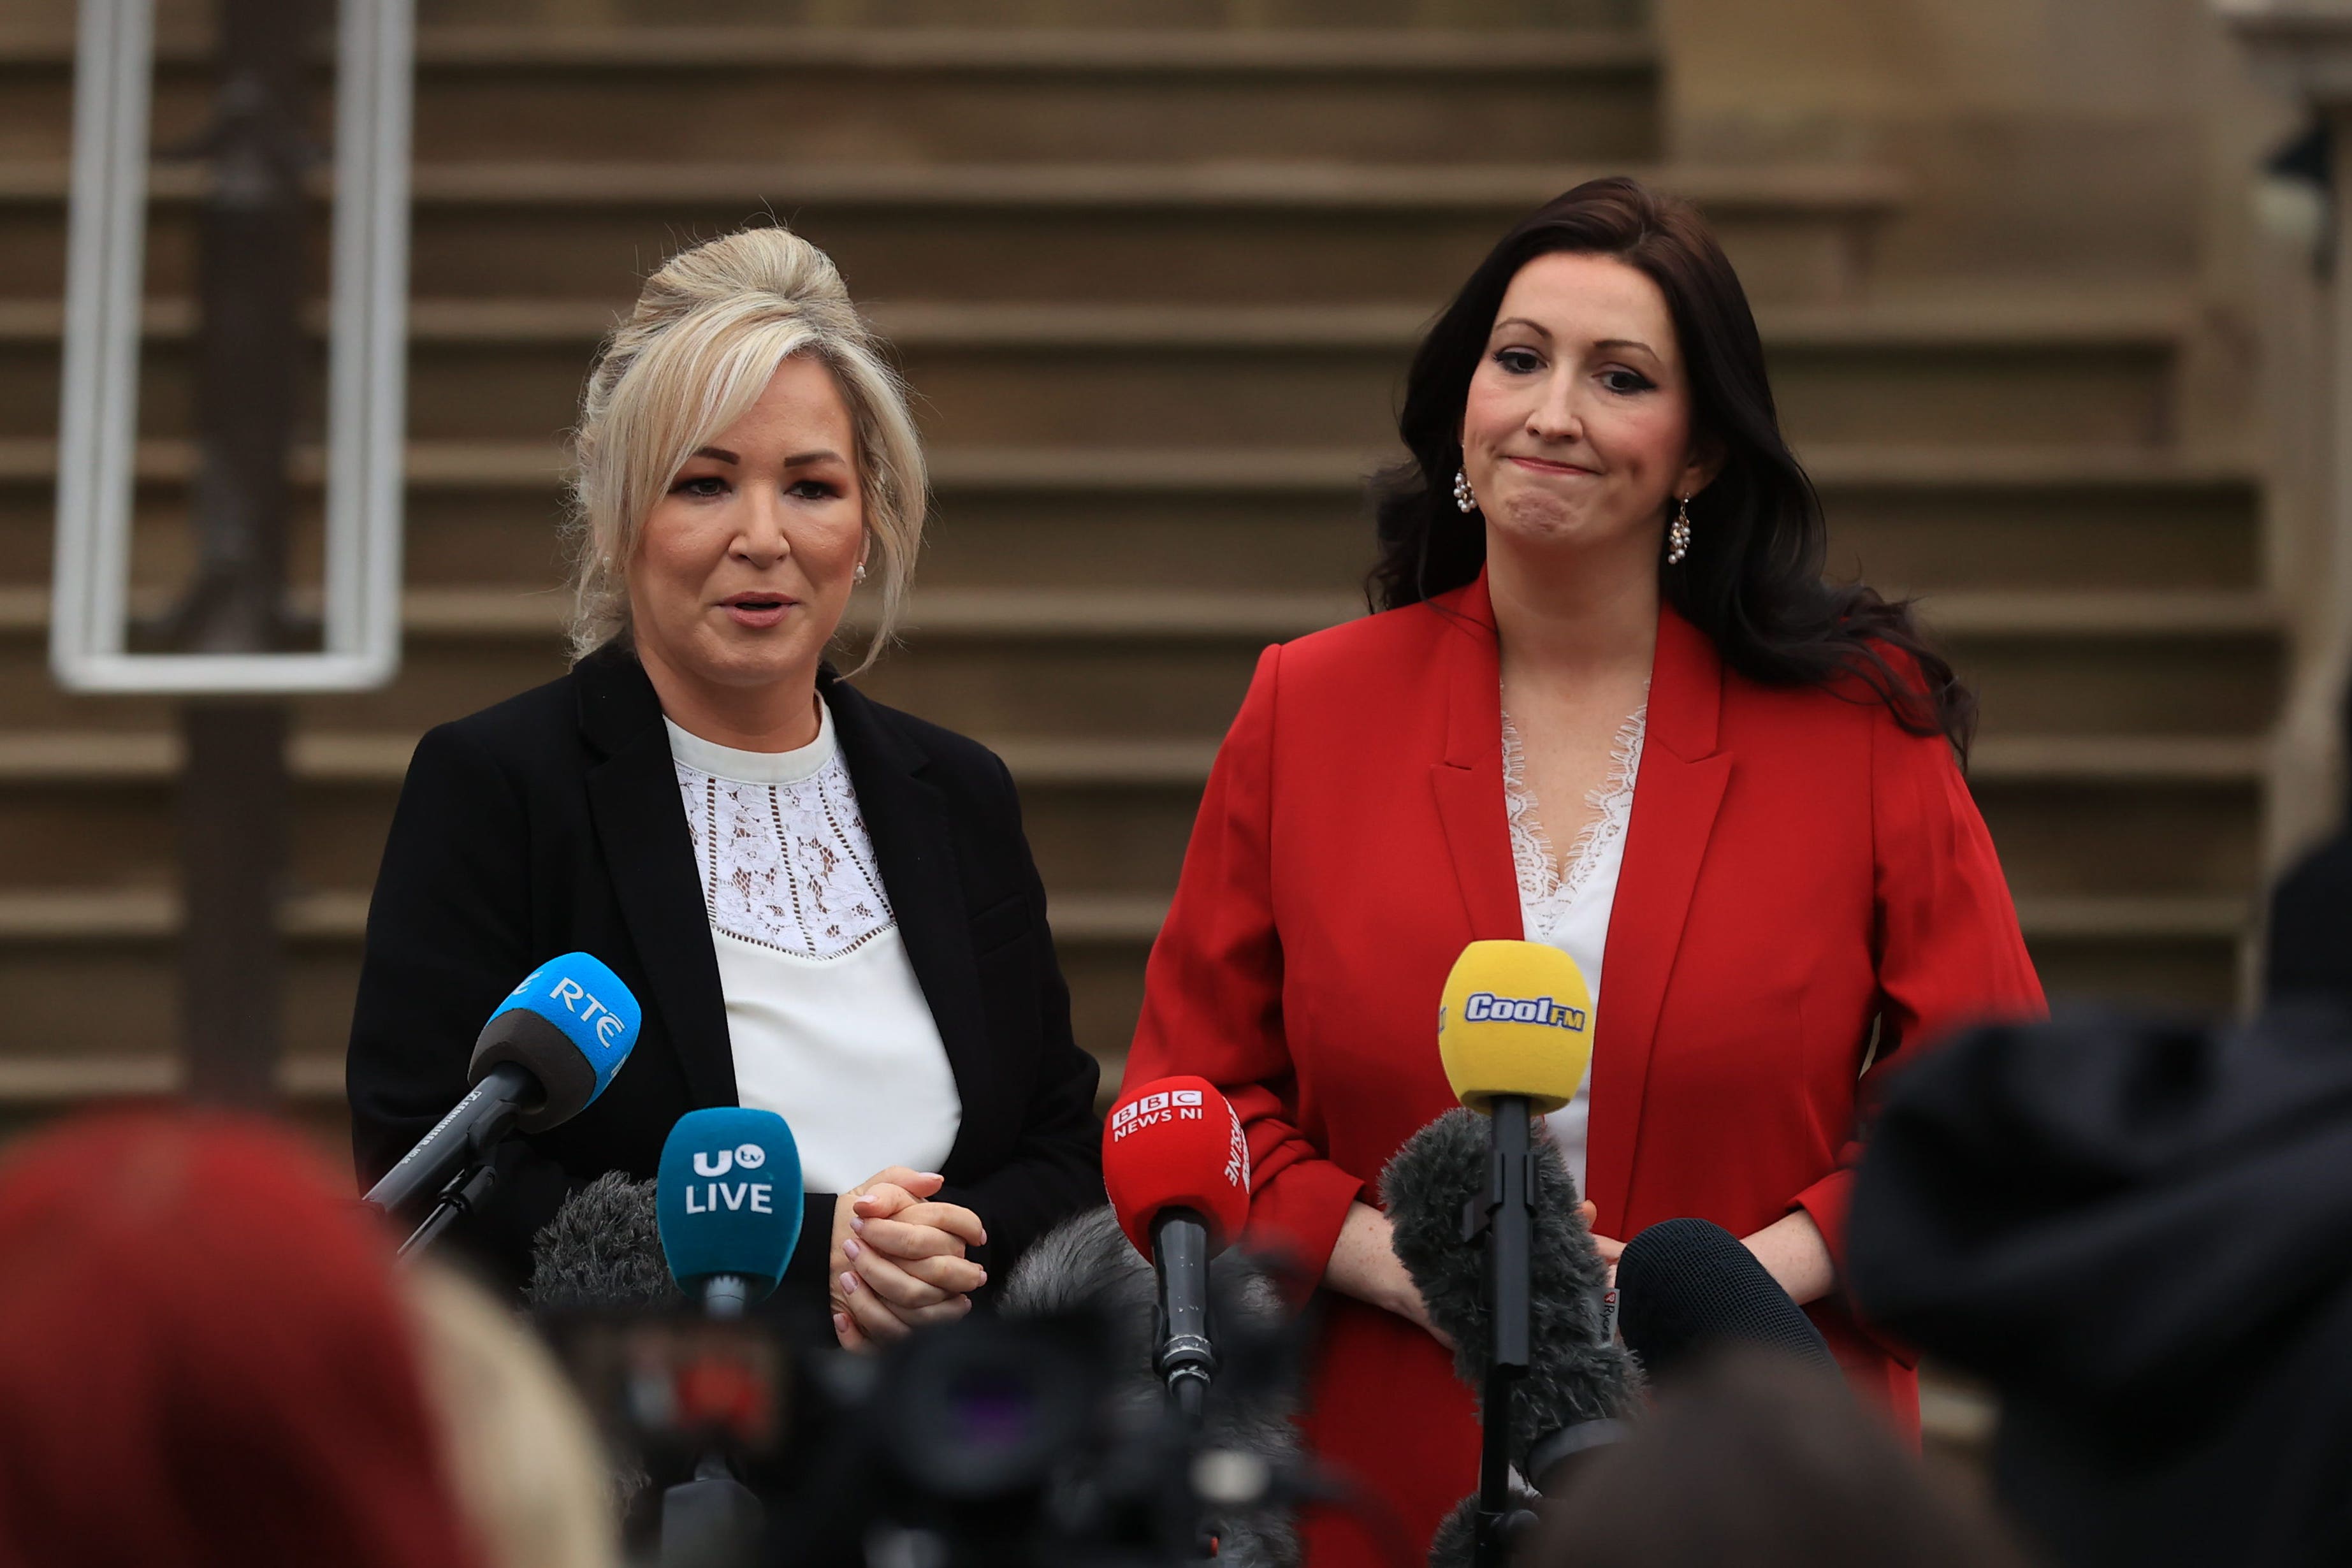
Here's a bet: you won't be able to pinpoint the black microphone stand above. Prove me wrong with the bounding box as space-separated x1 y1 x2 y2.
363 1061 538 1260
1462 1093 1537 1568
397 1151 505 1259
392 1086 526 1259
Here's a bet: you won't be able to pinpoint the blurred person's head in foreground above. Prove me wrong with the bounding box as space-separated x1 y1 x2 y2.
403 1256 621 1568
1527 1349 2029 1568
0 1110 616 1568
1848 1006 2352 1568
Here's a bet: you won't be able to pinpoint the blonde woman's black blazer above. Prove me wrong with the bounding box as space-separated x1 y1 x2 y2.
346 644 1102 1301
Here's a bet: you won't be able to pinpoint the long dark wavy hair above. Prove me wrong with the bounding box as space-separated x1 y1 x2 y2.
1368 176 1975 760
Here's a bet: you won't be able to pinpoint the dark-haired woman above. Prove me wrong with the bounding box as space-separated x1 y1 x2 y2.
1120 178 2045 1562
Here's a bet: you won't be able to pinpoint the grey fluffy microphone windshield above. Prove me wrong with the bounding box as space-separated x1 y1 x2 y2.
527 1172 685 1312
525 1173 680 1520
1003 1206 1300 1568
1382 1108 1641 1477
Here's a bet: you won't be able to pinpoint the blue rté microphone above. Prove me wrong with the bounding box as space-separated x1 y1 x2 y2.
365 953 642 1252
472 952 641 1126
657 1108 802 1318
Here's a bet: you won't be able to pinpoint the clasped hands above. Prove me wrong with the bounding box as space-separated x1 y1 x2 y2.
827 1165 988 1350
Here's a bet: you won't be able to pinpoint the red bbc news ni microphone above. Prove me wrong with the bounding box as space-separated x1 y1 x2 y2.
1101 1075 1251 1425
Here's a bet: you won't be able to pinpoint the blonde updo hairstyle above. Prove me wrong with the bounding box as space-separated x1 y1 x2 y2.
567 227 924 673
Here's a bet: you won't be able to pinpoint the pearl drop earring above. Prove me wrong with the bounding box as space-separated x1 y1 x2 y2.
1452 468 1477 514
1666 496 1692 565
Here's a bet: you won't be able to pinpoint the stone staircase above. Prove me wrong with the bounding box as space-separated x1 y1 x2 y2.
0 4 2277 1145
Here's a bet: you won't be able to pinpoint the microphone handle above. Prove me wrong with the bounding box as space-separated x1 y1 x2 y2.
1479 1093 1535 1568
363 1061 537 1219
1488 1093 1534 1371
1150 1207 1216 1424
701 1275 753 1319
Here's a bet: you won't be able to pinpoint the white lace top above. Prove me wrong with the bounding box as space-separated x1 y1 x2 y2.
668 701 962 1194
676 703 896 961
1502 697 1646 1200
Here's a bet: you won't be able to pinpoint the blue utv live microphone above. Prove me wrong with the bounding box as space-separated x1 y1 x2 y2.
655 1108 801 1567
365 953 642 1256
658 1108 803 1318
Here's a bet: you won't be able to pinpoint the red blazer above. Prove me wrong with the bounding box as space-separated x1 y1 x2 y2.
1122 573 2045 1565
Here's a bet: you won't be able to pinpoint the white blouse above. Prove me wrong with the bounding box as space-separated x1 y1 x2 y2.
667 701 962 1194
1502 698 1646 1200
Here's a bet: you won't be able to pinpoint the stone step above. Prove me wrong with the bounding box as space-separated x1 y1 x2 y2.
0 585 2283 739
0 1054 342 1103
0 437 2260 597
3 1 1651 36
0 296 2189 451
1933 594 2283 739
1801 444 2260 594
0 159 1903 305
0 27 1662 168
0 885 2247 955
0 727 2266 903
1970 764 2261 903
0 884 2252 1111
0 887 1154 1080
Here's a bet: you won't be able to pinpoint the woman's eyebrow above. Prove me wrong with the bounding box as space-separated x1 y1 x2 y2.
1593 338 1659 356
688 445 845 466
1492 316 1552 338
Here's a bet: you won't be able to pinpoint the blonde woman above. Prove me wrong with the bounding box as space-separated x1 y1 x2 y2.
348 228 1101 1349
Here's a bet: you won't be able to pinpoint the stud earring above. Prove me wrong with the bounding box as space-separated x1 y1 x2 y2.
1453 468 1477 514
1666 495 1692 565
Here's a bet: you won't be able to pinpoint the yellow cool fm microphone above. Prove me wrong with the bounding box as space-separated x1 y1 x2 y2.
1438 938 1596 1115
1436 939 1596 1568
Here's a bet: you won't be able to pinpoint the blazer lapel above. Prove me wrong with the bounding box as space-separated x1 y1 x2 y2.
822 674 994 1179
577 650 739 1109
1428 574 1525 943
1586 605 1731 1233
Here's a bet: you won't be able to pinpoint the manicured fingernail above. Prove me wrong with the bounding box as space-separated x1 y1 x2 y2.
920 1173 944 1182
840 1271 859 1295
832 1312 851 1335
843 1238 862 1259
975 1271 988 1286
849 1216 866 1234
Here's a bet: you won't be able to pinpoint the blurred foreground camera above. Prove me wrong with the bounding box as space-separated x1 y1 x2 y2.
545 1298 1303 1568
553 1315 791 1472
871 1314 1107 1504
847 1309 1232 1568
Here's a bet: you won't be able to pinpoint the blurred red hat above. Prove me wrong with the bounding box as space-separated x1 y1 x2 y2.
0 1110 484 1568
